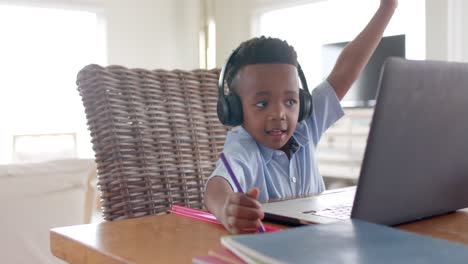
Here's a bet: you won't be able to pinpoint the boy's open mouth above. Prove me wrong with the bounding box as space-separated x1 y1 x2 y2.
265 129 287 136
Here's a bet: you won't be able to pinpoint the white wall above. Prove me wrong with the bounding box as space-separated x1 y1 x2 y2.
210 0 253 67
427 0 468 62
447 0 468 62
105 0 202 69
425 0 448 60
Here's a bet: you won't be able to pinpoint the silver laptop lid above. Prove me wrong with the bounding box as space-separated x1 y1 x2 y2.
351 58 468 225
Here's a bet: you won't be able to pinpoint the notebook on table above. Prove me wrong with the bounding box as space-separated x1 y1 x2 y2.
262 58 468 225
221 219 468 264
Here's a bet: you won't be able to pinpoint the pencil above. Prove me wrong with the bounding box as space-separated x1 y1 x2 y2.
219 152 266 233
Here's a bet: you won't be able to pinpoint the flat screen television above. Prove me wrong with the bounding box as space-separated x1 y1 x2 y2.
321 34 405 107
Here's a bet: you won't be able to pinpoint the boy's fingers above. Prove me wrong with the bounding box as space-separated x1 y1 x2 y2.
246 187 259 199
227 204 264 220
229 193 261 208
228 226 256 235
227 216 261 230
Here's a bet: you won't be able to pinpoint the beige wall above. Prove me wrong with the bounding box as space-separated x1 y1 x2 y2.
210 0 253 67
425 0 449 60
425 0 468 62
105 0 202 69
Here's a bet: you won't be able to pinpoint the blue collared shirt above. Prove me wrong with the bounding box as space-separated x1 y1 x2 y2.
208 81 344 202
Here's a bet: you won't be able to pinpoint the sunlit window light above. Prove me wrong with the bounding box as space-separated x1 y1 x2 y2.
0 4 106 163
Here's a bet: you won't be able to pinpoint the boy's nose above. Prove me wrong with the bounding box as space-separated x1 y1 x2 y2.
269 103 286 120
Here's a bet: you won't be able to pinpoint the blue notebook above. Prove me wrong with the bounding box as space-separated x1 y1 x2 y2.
221 219 468 264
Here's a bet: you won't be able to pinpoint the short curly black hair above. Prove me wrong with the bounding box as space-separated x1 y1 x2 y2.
225 36 298 91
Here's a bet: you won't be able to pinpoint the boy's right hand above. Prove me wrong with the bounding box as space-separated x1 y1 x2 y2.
220 188 265 234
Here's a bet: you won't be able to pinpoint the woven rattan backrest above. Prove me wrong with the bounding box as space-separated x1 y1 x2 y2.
77 65 228 221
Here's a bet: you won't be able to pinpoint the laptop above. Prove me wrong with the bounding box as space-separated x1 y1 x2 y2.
262 58 468 226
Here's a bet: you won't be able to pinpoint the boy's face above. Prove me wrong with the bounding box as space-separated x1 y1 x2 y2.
234 64 300 150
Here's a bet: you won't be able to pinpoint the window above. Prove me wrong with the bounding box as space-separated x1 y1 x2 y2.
0 4 106 164
13 133 77 163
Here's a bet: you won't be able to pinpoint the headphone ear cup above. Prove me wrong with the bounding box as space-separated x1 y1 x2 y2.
217 96 230 126
225 93 243 126
298 89 313 122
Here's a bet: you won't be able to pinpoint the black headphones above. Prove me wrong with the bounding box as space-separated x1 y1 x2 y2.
217 48 313 126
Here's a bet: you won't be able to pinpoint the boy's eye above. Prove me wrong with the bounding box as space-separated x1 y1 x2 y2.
255 101 267 108
286 99 297 106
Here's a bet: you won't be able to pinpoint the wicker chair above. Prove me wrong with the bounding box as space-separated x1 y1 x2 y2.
77 65 229 221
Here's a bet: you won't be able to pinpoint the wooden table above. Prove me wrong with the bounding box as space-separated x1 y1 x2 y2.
51 209 468 264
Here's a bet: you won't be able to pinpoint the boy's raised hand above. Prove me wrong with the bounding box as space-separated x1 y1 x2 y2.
327 0 398 100
220 187 265 234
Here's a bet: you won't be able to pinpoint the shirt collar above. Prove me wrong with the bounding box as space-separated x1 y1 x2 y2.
258 129 309 164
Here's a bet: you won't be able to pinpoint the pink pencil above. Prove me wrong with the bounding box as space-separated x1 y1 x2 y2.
168 205 279 232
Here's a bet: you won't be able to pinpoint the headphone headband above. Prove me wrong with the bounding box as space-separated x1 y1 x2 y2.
217 48 239 101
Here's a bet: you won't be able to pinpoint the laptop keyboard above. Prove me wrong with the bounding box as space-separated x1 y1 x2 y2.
304 204 352 220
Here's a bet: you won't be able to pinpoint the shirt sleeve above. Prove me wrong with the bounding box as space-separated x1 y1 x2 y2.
306 80 345 145
206 156 247 193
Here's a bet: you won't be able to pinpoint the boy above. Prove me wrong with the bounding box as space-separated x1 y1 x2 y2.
205 0 398 234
